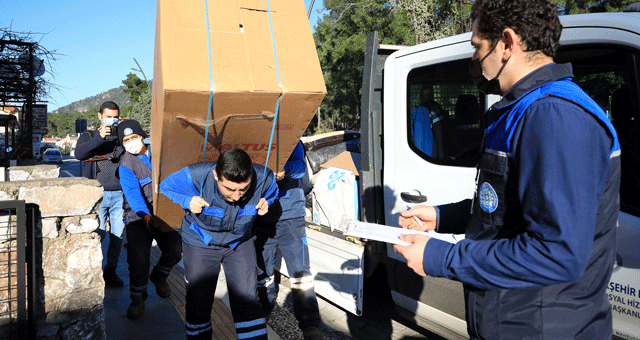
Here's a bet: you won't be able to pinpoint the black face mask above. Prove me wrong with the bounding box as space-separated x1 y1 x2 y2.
469 42 510 95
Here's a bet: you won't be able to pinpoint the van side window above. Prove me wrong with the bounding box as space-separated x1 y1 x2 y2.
407 59 483 167
557 48 640 215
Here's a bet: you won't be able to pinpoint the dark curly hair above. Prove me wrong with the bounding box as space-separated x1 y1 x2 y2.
471 0 562 58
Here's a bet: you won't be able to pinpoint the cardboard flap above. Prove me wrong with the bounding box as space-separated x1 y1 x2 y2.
321 151 361 176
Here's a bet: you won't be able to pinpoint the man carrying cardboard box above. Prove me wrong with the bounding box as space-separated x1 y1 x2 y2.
254 141 324 340
160 148 278 340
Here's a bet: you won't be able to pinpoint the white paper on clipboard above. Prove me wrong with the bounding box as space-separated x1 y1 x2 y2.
343 220 457 245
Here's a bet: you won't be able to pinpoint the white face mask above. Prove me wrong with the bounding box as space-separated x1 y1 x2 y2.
124 138 144 155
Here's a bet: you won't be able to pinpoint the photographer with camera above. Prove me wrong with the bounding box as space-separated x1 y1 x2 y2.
75 101 127 287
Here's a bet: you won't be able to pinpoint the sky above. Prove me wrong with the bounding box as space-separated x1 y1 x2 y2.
4 0 325 112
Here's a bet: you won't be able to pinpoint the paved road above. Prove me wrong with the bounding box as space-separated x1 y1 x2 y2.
270 264 448 340
58 155 449 340
58 155 82 177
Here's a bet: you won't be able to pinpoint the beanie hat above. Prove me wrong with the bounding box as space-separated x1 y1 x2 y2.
117 119 147 145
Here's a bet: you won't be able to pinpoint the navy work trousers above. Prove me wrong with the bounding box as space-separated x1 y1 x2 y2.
126 219 182 299
182 238 268 340
255 217 321 330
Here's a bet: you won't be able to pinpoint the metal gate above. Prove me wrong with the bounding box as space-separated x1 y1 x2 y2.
0 200 36 339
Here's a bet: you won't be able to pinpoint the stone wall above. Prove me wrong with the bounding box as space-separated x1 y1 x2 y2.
0 170 106 339
5 164 60 182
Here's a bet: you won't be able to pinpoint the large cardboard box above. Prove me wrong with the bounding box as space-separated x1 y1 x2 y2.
151 0 326 230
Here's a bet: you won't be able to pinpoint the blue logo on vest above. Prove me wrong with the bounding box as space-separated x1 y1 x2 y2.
479 182 498 213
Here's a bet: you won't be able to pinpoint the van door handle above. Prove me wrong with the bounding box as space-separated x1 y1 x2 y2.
401 191 427 203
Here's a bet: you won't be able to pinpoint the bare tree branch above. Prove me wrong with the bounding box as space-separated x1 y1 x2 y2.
1 24 62 105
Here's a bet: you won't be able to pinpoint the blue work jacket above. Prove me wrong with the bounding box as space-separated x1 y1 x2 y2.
160 162 278 249
256 141 307 228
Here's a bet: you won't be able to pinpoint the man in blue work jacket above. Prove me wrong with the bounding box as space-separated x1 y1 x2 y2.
394 0 621 339
117 120 182 320
160 148 278 340
254 141 323 340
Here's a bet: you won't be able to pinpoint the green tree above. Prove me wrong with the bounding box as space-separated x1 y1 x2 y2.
46 112 72 137
84 108 101 129
120 104 133 118
46 113 60 137
560 0 636 14
46 110 101 138
126 88 152 135
397 0 473 44
122 73 149 104
312 0 414 133
397 0 635 42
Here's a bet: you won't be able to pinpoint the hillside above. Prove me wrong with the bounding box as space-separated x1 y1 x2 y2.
53 86 131 113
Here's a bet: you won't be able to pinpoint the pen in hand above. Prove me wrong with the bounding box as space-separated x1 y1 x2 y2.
406 205 424 228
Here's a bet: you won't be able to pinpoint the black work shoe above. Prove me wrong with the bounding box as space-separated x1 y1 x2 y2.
302 326 324 340
103 268 124 288
126 296 145 319
149 269 171 298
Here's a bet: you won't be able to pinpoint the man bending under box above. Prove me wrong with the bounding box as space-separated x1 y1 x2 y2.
160 148 278 340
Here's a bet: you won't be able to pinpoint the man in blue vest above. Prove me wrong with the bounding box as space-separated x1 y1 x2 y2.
394 0 621 339
254 141 323 340
160 148 278 340
117 120 182 319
